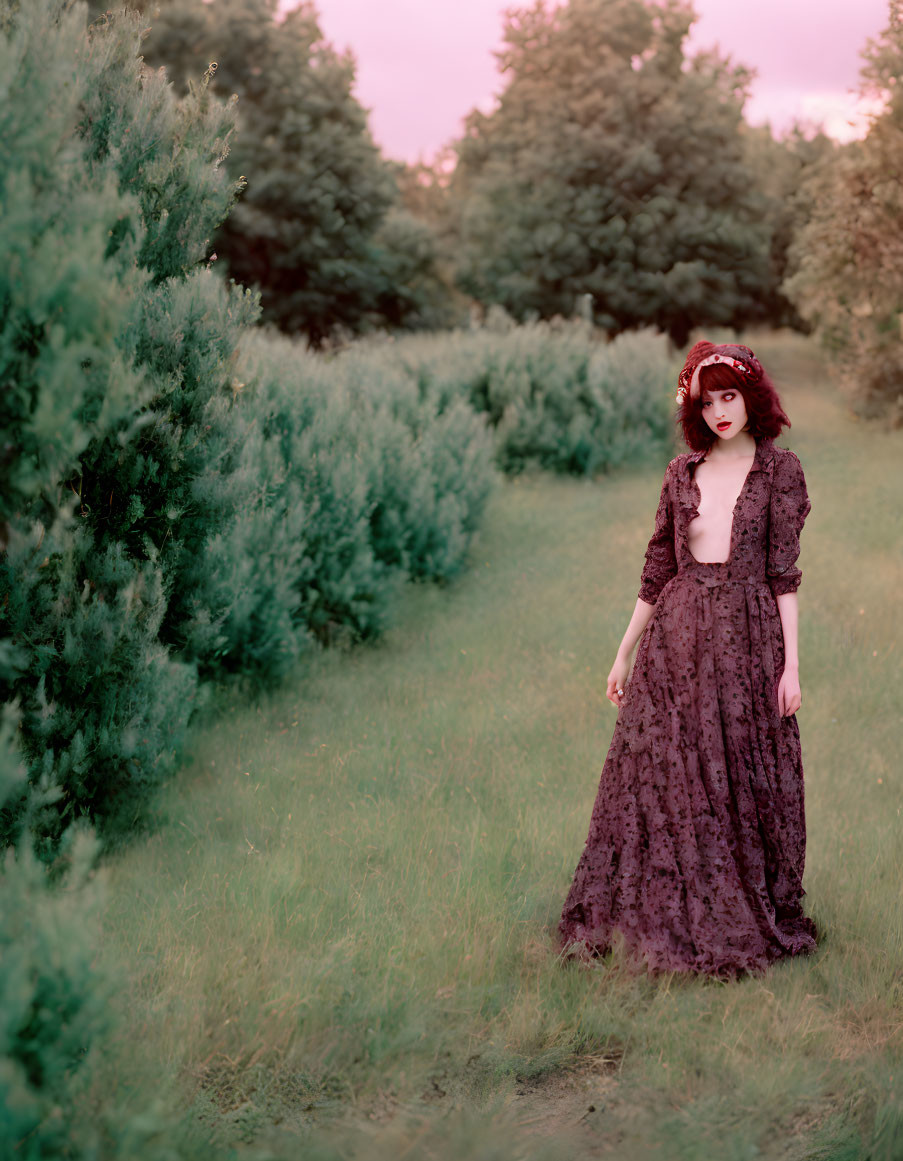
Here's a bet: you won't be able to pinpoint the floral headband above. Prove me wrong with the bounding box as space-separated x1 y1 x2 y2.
675 345 763 405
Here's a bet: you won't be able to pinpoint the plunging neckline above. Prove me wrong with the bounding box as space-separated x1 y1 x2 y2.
686 442 759 565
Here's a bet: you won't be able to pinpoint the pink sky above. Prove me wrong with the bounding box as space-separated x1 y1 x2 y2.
288 0 892 163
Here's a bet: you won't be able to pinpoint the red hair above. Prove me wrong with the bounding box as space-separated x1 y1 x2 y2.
677 342 791 452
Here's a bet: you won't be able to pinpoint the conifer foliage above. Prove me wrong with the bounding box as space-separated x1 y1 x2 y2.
0 0 237 854
236 330 497 646
1 0 299 853
0 823 112 1158
347 319 675 478
0 0 498 856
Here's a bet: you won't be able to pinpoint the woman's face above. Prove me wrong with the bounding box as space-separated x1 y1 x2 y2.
701 386 749 441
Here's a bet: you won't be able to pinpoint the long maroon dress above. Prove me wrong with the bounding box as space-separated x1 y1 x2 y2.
558 436 819 978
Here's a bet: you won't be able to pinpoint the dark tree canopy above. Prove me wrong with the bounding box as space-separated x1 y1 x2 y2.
116 0 445 342
784 1 903 423
450 0 794 344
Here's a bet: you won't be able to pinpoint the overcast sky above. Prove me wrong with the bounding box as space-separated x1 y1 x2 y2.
289 0 891 162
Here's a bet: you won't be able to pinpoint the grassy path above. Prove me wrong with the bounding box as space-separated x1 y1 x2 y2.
95 333 902 1159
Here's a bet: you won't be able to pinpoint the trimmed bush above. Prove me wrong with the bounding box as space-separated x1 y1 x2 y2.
0 0 244 854
349 319 676 477
235 329 498 645
0 822 110 1158
0 811 201 1160
0 0 499 850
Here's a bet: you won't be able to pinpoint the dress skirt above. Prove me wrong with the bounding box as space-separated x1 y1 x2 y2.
558 559 819 979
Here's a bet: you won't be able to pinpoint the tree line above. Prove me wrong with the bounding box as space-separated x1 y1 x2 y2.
80 0 901 420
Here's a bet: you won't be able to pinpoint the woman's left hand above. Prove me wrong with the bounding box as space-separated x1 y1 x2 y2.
778 666 801 717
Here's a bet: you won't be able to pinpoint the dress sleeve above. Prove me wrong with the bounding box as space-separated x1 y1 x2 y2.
638 462 678 605
766 450 811 597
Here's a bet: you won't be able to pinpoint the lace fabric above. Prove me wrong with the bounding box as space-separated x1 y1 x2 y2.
558 438 818 978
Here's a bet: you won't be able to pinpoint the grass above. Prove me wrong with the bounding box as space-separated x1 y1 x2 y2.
91 331 902 1159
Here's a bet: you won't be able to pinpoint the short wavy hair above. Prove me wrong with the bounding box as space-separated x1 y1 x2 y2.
677 342 791 452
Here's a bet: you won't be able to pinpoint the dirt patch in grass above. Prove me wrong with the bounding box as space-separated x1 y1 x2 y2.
505 1052 629 1156
333 1050 631 1159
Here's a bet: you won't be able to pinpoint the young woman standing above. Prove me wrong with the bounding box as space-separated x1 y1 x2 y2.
558 341 819 979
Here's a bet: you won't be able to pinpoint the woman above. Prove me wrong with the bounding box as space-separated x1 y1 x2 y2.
558 340 819 979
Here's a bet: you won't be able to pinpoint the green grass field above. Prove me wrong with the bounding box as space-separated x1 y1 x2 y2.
93 332 902 1159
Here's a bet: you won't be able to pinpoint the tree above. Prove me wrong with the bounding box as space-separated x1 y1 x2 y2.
739 122 836 333
450 0 789 344
128 0 447 342
784 1 903 423
392 153 471 325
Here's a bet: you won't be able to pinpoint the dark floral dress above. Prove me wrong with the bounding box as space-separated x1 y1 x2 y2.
558 436 819 978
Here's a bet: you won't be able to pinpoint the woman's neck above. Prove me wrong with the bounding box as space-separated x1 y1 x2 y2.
706 431 757 460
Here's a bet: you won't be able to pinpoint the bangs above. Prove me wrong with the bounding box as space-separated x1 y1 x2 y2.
699 362 745 394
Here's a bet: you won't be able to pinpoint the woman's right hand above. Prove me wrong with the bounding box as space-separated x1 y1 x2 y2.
606 654 630 709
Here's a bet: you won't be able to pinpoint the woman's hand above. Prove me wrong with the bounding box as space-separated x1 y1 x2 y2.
778 665 801 717
606 654 630 709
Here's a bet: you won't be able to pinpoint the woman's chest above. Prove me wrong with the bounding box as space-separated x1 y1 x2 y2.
692 459 756 526
675 462 772 562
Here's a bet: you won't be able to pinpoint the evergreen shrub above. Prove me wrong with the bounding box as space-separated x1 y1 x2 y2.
0 0 498 853
1 516 198 855
0 814 196 1160
357 320 675 477
235 330 498 644
0 821 111 1159
0 0 247 853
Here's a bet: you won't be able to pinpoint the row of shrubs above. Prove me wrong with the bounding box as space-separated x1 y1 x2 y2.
0 4 673 1155
376 314 674 477
3 310 673 859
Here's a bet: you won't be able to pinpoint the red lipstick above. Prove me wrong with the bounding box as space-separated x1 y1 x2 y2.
717 422 731 431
